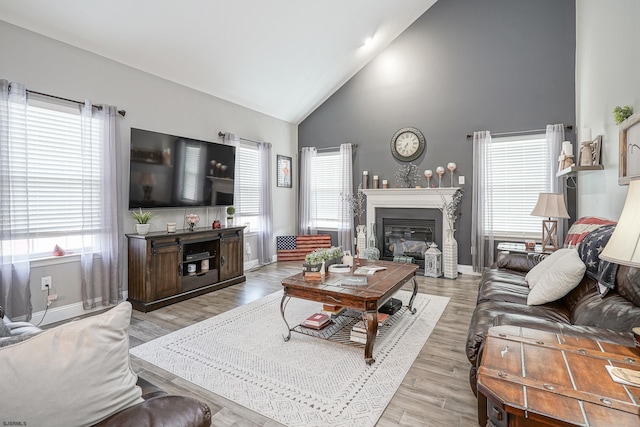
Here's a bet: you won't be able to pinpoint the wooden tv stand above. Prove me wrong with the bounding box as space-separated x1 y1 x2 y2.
126 226 245 312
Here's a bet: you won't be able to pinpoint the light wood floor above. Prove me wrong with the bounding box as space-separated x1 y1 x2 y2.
126 262 480 427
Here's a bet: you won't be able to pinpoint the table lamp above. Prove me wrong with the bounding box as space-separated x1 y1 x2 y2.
530 193 570 251
599 179 640 267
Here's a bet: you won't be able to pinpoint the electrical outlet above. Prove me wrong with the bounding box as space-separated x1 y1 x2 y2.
41 276 52 291
458 175 465 185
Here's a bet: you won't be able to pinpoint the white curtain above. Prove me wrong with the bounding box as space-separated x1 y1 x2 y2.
546 123 566 240
80 101 123 309
257 142 274 264
298 147 317 235
471 131 493 273
338 143 354 253
0 80 32 320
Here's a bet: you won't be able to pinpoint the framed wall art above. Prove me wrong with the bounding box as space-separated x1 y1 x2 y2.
619 112 640 185
277 154 292 188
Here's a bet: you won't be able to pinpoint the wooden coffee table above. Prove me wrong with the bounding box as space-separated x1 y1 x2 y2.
477 325 640 427
280 260 418 364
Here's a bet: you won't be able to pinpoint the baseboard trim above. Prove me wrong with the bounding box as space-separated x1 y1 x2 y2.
29 291 129 326
244 259 259 271
458 264 480 276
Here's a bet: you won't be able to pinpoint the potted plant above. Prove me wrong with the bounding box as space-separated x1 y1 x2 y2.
614 105 633 124
131 208 154 235
303 246 343 271
226 206 236 226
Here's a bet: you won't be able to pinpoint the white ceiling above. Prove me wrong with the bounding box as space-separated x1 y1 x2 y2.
0 0 437 124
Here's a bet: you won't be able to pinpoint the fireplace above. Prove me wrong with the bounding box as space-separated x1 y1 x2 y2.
362 187 459 279
375 208 441 272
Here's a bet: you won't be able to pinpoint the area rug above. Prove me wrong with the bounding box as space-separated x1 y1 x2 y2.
130 290 449 427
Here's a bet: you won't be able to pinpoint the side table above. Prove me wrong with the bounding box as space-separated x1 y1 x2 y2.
477 325 640 427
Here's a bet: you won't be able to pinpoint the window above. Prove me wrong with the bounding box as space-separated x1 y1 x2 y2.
485 134 551 238
312 151 342 229
234 142 261 232
3 97 103 258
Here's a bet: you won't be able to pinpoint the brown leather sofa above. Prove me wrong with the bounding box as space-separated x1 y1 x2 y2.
1 306 212 427
94 376 211 427
465 252 640 398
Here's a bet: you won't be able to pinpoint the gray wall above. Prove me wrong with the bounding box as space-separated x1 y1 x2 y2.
299 0 576 265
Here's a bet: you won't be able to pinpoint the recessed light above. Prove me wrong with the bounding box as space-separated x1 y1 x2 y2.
364 36 374 47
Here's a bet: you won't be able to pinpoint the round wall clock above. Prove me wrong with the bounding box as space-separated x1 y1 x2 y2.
390 127 426 162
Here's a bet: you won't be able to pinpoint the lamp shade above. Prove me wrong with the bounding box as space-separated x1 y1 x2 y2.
138 173 157 187
530 193 570 219
600 179 640 267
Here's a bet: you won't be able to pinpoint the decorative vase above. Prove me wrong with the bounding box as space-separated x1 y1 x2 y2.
226 216 234 227
356 224 367 254
363 223 380 260
444 228 458 279
136 223 150 235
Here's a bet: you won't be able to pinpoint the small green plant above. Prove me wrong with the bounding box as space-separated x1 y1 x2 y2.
131 208 154 224
613 105 633 124
226 206 236 217
305 246 343 265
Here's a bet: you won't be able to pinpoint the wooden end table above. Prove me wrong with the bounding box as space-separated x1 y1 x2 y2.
477 325 640 427
280 260 418 365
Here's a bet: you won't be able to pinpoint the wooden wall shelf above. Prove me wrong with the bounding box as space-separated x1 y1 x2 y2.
556 164 603 177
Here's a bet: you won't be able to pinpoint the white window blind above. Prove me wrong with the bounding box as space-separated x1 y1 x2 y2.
235 143 261 232
312 151 341 229
5 98 102 256
485 134 551 238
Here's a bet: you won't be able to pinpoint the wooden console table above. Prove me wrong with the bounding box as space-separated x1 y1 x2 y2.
477 325 640 427
127 227 245 312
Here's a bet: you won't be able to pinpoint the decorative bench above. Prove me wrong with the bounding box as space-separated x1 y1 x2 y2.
276 235 332 262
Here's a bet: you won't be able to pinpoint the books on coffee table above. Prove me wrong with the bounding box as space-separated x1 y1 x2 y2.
353 265 387 275
350 320 380 343
302 312 331 330
321 304 346 317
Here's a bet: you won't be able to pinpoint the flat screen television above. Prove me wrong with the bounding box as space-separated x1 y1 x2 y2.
128 128 235 209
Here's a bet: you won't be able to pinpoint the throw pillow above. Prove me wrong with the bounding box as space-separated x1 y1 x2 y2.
0 302 143 427
577 224 618 296
525 248 575 289
564 216 616 249
527 249 586 305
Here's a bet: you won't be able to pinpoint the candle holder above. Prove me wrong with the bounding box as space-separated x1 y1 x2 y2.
447 162 457 187
424 170 433 188
436 166 445 188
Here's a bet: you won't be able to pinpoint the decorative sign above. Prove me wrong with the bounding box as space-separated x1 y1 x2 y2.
277 155 292 188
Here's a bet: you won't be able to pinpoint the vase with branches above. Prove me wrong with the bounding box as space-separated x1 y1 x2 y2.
342 184 366 252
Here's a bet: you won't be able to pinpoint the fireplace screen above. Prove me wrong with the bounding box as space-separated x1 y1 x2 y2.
382 218 436 270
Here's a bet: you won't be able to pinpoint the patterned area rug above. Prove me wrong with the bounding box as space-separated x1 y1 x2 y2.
130 290 449 427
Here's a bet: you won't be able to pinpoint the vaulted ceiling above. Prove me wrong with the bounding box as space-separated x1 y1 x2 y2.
0 0 437 123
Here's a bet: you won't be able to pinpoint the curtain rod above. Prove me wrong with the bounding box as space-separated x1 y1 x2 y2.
218 131 265 145
26 89 126 117
299 144 358 152
466 124 573 139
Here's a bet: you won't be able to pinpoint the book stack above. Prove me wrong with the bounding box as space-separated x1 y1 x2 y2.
302 313 331 330
321 303 346 318
349 320 380 344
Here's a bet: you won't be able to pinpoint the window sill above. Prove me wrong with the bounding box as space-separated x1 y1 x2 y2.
30 253 81 268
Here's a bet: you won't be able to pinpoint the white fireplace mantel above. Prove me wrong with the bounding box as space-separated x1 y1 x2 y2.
361 187 460 278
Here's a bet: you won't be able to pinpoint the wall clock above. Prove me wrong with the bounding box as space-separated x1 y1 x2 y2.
390 127 426 162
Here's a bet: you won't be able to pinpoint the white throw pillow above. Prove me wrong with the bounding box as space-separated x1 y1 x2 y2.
525 248 575 289
527 249 586 305
0 302 143 427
